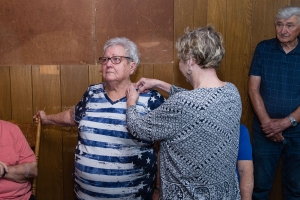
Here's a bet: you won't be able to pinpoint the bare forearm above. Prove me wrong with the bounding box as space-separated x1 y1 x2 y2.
240 174 254 200
4 162 37 183
43 108 77 126
248 76 270 124
248 90 270 124
238 161 254 200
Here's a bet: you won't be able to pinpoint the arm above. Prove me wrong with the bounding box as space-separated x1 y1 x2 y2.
2 162 37 183
237 160 254 200
248 75 270 124
248 76 284 141
34 107 77 126
136 78 172 94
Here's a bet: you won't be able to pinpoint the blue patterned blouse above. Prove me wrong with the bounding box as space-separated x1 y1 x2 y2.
73 83 165 199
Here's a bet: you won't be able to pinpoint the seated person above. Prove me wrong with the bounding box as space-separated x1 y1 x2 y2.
237 124 254 200
0 120 38 200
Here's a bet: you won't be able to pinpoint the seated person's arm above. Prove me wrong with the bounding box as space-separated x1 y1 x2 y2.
237 160 254 200
3 161 37 183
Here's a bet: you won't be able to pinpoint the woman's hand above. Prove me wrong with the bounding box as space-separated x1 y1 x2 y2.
33 110 47 125
126 84 140 107
136 78 157 93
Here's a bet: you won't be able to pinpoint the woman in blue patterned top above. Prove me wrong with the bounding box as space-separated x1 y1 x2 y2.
33 37 165 199
126 25 242 199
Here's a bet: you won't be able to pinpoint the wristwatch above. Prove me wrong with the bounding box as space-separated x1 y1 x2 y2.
288 115 298 127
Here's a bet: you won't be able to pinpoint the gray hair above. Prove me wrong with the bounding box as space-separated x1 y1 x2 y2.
175 25 225 69
275 6 300 24
103 37 140 66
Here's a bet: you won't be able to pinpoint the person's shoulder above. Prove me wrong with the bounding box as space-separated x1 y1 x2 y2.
0 120 18 129
256 38 277 48
224 82 240 93
87 83 105 93
240 124 249 135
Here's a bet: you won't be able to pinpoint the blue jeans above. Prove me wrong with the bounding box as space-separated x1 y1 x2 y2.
252 129 300 200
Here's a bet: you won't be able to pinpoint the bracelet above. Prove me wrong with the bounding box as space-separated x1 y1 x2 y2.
1 170 6 178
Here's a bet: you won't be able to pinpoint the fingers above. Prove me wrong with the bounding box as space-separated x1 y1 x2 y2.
33 110 46 125
0 161 8 176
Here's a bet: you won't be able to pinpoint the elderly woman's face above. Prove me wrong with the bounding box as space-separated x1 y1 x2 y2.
102 45 135 83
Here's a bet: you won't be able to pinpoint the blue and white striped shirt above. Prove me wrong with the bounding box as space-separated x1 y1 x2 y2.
73 83 165 199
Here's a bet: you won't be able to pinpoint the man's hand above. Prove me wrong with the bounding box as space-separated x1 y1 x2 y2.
269 132 284 142
261 118 291 142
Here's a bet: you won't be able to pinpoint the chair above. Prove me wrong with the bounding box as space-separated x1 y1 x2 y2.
8 118 41 196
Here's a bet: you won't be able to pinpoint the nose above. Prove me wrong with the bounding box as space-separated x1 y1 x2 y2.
280 25 288 34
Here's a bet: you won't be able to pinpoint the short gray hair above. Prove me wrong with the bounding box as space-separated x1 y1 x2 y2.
175 25 225 69
103 37 140 66
275 6 300 24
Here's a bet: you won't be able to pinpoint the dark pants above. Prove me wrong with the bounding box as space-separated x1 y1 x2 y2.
252 129 300 200
29 194 35 200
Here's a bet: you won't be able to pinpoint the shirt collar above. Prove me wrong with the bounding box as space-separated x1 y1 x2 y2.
273 37 300 54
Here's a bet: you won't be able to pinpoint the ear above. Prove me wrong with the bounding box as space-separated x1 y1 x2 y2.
130 62 137 75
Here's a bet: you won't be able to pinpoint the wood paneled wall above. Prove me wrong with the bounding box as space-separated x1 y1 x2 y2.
1 0 300 199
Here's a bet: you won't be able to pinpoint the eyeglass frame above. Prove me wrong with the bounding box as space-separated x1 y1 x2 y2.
98 56 133 65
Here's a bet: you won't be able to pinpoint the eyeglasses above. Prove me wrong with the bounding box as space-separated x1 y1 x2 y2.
98 56 132 65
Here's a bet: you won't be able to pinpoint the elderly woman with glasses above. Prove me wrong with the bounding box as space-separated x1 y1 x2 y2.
126 25 242 199
33 37 165 199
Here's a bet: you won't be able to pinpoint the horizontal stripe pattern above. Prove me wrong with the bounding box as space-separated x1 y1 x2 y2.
73 83 165 199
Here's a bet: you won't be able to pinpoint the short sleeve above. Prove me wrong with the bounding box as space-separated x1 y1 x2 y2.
147 90 166 111
13 125 36 164
74 88 90 123
249 43 262 77
237 124 253 161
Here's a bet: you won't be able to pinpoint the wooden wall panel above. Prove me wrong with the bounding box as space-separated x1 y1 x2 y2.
173 0 194 89
0 0 95 65
193 0 208 28
32 65 63 200
61 65 89 108
0 66 11 120
60 65 89 199
291 0 300 6
226 0 252 126
142 64 154 79
207 0 227 82
88 65 102 85
154 63 173 98
131 64 144 83
10 66 33 123
95 0 174 64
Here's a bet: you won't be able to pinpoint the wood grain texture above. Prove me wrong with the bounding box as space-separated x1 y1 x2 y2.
88 65 102 85
0 66 11 120
32 65 63 199
173 0 194 89
154 63 173 98
10 65 33 123
226 0 253 126
207 0 227 82
61 65 89 108
0 0 95 65
95 0 173 64
60 65 89 199
62 128 78 200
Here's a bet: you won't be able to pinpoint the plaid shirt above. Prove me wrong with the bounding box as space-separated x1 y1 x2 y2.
249 37 300 136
